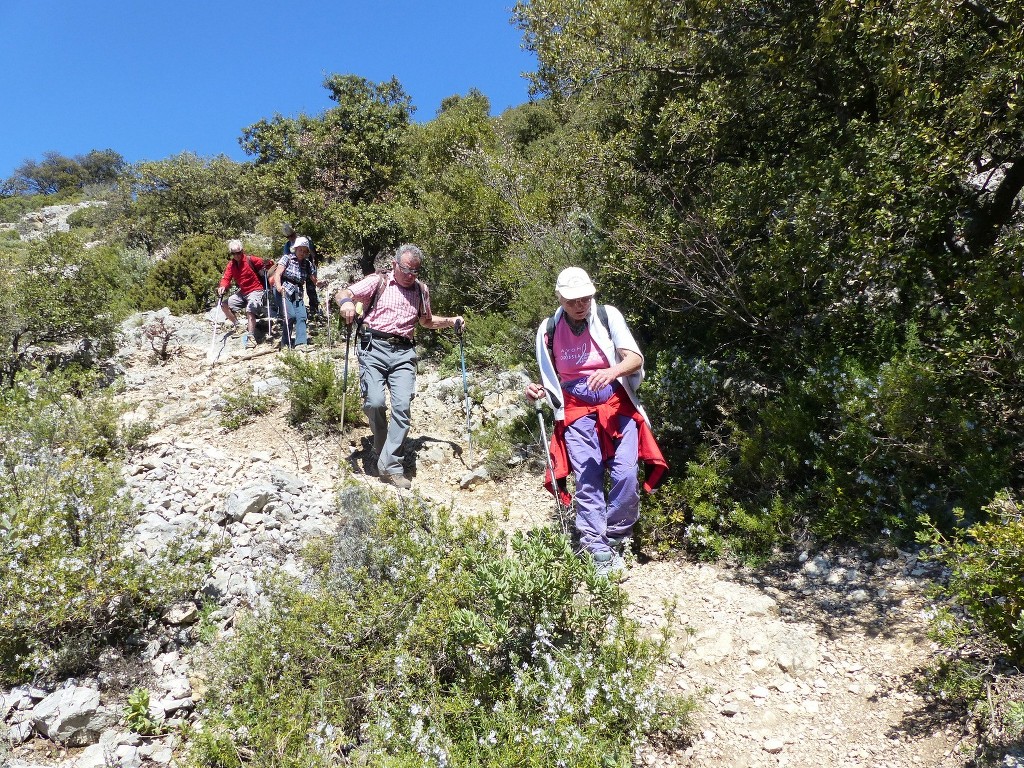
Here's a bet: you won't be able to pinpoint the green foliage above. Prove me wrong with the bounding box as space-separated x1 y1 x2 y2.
191 488 691 768
112 153 254 253
277 351 361 433
434 311 529 376
5 149 124 196
475 405 537 482
124 688 165 736
0 232 130 386
241 75 413 272
0 192 76 223
919 492 1024 661
0 369 209 685
138 234 226 315
220 383 275 431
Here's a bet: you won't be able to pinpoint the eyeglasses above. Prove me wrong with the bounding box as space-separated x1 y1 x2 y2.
396 262 420 276
565 296 592 305
229 250 242 256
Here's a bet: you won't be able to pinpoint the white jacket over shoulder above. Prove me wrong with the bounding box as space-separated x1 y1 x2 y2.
534 303 650 426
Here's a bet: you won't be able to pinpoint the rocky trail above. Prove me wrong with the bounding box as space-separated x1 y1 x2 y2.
3 304 986 768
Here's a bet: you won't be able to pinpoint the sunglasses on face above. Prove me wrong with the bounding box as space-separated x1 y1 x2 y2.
396 262 420 276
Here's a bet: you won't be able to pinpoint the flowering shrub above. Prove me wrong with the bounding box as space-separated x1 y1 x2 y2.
191 486 691 767
0 369 208 685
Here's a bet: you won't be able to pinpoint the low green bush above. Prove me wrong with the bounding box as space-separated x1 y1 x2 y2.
138 234 225 315
919 492 1024 661
433 310 529 376
191 487 692 768
0 369 210 685
277 351 362 433
475 405 537 482
220 383 275 431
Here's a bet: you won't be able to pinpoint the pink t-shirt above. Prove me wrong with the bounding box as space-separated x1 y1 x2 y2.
553 317 609 383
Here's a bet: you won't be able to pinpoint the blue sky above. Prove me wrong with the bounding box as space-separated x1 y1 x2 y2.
0 0 536 181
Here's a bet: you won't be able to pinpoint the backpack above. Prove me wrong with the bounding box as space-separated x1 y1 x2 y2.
545 304 610 359
361 271 425 321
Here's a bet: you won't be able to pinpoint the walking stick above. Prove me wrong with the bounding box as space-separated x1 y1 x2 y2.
206 298 226 363
325 283 332 349
456 319 472 465
535 398 570 533
339 302 363 463
280 287 292 349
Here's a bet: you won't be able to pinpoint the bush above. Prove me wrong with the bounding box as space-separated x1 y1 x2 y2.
220 383 275 431
191 487 691 767
433 310 529 376
475 404 538 481
0 369 209 684
919 492 1024 661
138 234 226 315
277 351 362 433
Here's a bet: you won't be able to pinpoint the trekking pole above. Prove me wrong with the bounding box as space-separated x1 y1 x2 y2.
339 302 363 464
535 398 570 534
456 319 472 465
280 287 291 349
325 284 333 349
206 298 225 363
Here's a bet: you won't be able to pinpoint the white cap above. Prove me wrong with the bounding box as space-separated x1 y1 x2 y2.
291 236 310 252
228 239 243 253
555 267 596 300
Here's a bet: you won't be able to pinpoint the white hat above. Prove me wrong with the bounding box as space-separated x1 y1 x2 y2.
555 267 596 300
291 236 310 252
228 239 243 253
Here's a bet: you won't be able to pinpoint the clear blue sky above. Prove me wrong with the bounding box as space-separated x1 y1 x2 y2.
0 0 536 180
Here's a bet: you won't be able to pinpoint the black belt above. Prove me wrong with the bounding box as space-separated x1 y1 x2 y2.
366 327 414 347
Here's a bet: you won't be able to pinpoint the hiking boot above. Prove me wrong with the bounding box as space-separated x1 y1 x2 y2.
380 473 411 490
591 551 627 580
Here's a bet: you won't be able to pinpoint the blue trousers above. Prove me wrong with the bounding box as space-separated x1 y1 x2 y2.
280 293 308 347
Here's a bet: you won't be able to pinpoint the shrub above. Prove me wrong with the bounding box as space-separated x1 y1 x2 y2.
0 233 129 386
475 404 538 481
138 234 225 315
919 492 1024 661
191 487 692 767
0 369 209 684
277 351 362 433
433 310 528 376
220 383 275 431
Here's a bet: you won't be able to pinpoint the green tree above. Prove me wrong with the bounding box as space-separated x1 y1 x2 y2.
0 233 126 386
240 74 413 273
111 153 253 254
5 149 125 195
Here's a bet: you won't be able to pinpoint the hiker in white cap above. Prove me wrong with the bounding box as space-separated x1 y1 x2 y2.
525 267 667 578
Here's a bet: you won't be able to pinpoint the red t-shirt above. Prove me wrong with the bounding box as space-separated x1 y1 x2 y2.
219 254 271 295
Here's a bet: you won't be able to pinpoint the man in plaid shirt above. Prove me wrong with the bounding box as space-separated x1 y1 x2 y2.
334 244 464 489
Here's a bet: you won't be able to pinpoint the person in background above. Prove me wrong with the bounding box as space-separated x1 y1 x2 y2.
217 239 274 342
524 267 667 578
334 244 464 489
281 223 320 318
270 236 318 348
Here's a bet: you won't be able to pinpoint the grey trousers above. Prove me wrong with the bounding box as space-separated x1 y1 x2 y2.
357 337 417 477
